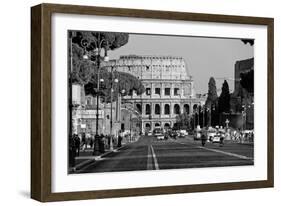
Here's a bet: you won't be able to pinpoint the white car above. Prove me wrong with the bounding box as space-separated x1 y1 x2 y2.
156 134 165 140
179 130 188 137
212 134 221 143
207 131 216 141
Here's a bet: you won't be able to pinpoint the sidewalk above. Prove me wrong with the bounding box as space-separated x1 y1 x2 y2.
69 141 134 173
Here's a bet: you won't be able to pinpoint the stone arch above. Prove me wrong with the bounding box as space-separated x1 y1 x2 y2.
145 104 151 115
174 104 180 114
145 123 151 131
155 122 161 127
164 104 170 115
184 104 190 114
193 104 198 113
155 104 161 115
164 123 170 129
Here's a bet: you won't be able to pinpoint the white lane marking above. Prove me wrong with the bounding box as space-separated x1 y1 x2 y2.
177 141 253 161
150 145 159 170
147 145 153 170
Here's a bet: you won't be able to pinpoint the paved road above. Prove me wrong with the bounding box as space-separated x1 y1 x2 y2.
76 135 254 174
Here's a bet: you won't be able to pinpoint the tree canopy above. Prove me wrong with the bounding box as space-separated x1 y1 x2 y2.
84 69 145 103
71 31 129 55
69 31 144 102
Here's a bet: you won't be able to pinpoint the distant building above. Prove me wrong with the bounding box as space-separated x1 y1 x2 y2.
234 57 254 93
105 55 205 133
229 57 254 129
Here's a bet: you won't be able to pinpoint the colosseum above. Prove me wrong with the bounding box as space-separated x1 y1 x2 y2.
105 55 204 134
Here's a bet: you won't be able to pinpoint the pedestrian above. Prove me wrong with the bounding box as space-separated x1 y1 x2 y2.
219 132 224 147
99 134 105 153
89 136 93 149
201 135 207 146
106 135 110 148
74 134 80 156
69 135 76 168
81 133 86 151
201 130 207 146
93 134 100 155
117 130 122 147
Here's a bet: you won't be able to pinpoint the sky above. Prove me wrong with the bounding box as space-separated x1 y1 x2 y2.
108 33 254 94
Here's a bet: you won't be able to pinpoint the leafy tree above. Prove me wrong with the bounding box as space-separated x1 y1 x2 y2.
69 31 142 102
84 69 145 103
71 31 129 57
240 70 254 93
218 80 230 113
70 31 129 84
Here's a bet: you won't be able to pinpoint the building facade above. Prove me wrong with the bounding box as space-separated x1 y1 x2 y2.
72 84 120 138
230 57 254 129
105 55 204 133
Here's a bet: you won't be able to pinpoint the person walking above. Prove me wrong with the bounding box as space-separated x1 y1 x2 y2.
117 130 123 147
201 131 207 146
99 134 105 153
69 134 76 168
81 133 86 151
219 132 224 147
89 137 93 149
74 134 81 156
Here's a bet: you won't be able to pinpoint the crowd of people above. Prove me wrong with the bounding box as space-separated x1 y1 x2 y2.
68 131 123 168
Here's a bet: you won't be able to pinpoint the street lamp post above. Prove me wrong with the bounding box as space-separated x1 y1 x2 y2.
130 113 132 142
81 33 109 155
225 119 230 129
197 108 200 128
242 105 246 131
202 106 205 128
193 112 196 130
109 66 119 151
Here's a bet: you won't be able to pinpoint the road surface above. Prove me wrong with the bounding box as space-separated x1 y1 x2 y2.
75 135 253 173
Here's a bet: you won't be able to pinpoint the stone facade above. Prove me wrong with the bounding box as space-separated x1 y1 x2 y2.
72 85 120 137
105 55 204 133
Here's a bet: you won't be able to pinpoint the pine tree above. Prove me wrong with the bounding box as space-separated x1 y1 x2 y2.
205 77 218 126
206 77 218 106
218 80 230 113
